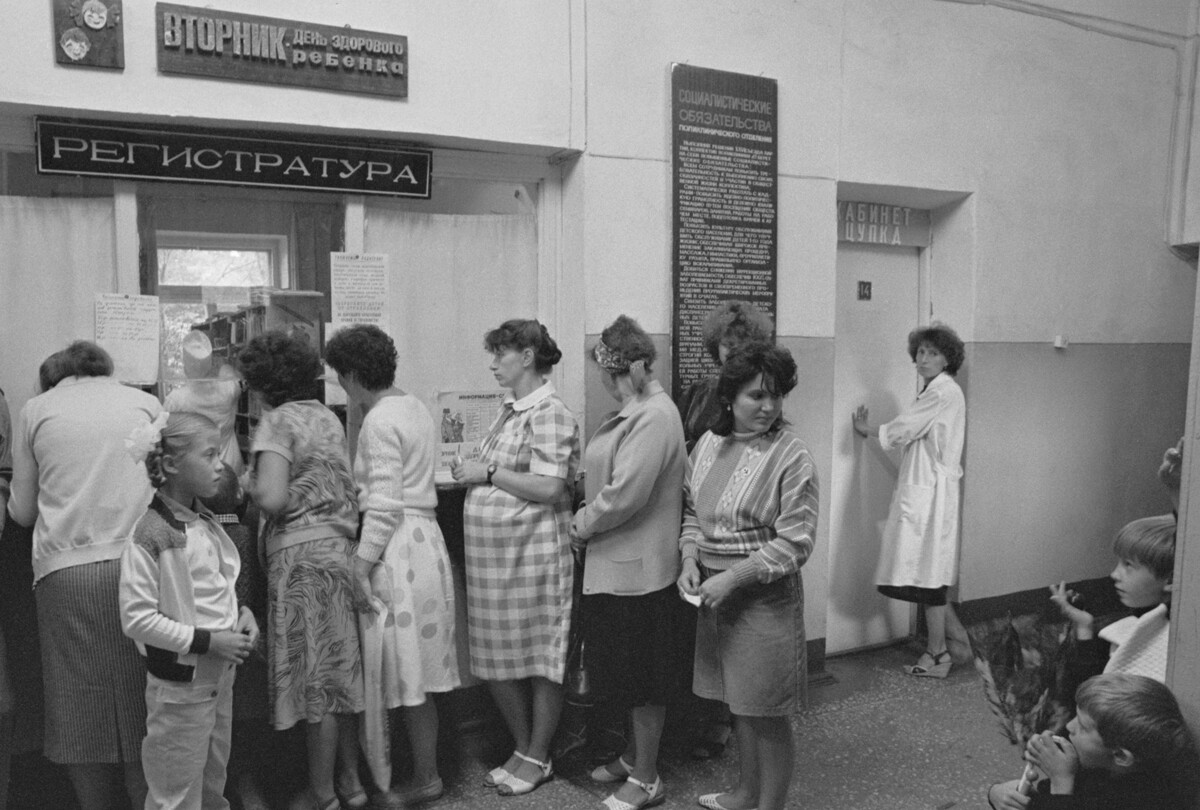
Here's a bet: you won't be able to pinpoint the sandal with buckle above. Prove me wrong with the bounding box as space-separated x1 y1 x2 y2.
483 750 524 787
496 752 553 796
904 649 952 679
590 755 634 784
603 775 664 810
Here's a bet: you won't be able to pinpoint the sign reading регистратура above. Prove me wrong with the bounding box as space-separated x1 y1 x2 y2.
156 3 407 98
36 119 432 198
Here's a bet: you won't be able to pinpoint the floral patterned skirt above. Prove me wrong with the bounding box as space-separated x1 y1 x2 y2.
266 534 364 729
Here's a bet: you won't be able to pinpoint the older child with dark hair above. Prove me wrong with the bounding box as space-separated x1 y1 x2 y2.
988 673 1200 809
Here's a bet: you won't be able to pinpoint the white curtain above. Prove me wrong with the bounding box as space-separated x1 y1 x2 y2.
363 208 538 413
0 197 116 416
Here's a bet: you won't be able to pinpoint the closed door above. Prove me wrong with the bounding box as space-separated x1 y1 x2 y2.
827 243 921 654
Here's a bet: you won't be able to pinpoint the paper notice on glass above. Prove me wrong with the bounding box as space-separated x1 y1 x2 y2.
323 323 347 406
331 253 389 330
434 390 507 486
95 293 160 385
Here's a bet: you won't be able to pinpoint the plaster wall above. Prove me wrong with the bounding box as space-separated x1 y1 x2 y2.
0 1 576 151
577 0 1196 618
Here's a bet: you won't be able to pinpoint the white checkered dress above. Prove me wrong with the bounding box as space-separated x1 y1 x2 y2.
463 385 579 682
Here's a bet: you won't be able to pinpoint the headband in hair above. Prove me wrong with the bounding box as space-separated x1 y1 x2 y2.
125 411 170 463
593 341 631 374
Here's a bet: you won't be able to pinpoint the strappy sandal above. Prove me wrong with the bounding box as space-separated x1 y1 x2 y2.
603 775 664 810
904 649 952 679
483 751 524 787
496 752 553 796
590 755 634 783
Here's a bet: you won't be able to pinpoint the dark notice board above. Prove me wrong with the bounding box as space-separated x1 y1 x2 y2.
671 64 778 395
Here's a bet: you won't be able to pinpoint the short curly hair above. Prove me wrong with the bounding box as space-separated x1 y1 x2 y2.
236 331 321 408
701 301 775 365
39 340 113 391
324 325 397 392
483 319 562 373
907 322 965 376
598 315 656 373
710 341 797 436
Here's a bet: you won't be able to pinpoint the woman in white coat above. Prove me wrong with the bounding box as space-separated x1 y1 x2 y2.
852 323 968 679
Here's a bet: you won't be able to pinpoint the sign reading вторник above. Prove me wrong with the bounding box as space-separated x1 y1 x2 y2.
156 3 408 98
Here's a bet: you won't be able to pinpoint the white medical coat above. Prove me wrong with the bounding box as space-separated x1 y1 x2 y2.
874 372 966 590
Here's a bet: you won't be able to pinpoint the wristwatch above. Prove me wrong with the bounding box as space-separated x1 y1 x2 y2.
486 462 498 485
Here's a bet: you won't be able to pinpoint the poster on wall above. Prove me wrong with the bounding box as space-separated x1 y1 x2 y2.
54 0 124 69
331 253 391 331
433 390 506 486
670 63 778 397
95 293 159 385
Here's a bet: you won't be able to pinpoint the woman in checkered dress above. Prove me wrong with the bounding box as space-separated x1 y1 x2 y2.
451 319 580 798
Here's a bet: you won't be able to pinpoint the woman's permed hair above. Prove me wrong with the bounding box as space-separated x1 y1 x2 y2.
599 315 657 372
39 340 113 391
145 412 219 489
324 324 397 392
1075 673 1200 802
1113 514 1177 582
701 300 775 365
710 340 797 437
906 322 965 376
483 319 562 373
236 331 322 408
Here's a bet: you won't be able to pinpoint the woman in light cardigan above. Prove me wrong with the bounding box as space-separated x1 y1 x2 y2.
677 341 818 810
572 315 686 810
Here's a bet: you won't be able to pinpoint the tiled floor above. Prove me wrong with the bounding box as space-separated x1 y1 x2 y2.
6 641 1023 810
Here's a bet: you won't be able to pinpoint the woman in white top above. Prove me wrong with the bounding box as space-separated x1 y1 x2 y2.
325 324 460 807
852 323 968 679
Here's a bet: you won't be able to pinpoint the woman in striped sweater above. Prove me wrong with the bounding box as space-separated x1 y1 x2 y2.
677 341 818 810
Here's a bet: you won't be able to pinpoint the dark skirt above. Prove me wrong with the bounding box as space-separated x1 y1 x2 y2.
582 585 680 707
36 560 146 763
877 584 948 606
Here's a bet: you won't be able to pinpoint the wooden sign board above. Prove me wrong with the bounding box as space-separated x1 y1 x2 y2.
156 3 407 98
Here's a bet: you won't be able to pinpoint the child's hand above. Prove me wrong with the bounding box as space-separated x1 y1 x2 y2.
1025 733 1078 794
1048 582 1094 639
207 629 253 664
987 779 1031 809
235 608 259 650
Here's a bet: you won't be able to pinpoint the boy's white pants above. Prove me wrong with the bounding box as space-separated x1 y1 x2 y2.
142 659 237 810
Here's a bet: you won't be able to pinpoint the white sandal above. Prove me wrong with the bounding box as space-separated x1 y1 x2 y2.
496 752 553 796
590 755 634 783
483 750 524 787
602 775 664 810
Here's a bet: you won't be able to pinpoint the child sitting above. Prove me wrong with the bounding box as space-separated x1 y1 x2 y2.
1050 514 1174 688
119 411 260 810
988 672 1200 809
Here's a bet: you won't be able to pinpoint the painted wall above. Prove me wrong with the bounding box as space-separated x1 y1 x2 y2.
0 1 576 152
575 0 1196 627
0 0 1196 635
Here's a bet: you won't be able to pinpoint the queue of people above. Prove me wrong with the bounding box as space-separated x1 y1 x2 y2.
1 300 1198 810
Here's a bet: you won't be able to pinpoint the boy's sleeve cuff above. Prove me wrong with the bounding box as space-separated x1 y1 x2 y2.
188 628 211 655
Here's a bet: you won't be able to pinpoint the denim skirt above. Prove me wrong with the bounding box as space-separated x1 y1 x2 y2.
693 566 806 717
